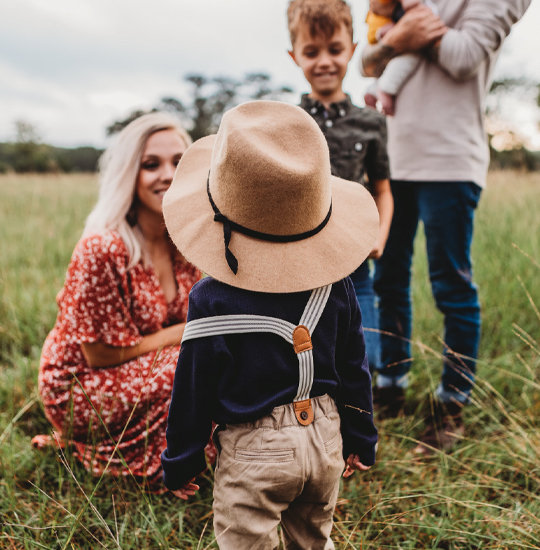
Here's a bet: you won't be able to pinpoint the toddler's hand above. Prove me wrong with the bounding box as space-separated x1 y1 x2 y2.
171 479 199 500
343 454 371 478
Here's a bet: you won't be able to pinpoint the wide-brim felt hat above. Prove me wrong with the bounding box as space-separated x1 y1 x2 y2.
163 100 379 293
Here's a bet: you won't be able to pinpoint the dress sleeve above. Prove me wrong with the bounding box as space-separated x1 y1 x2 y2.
336 278 378 466
59 234 143 348
438 0 531 81
365 115 390 184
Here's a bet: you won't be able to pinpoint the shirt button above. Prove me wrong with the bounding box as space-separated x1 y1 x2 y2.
310 107 317 114
339 109 346 117
355 142 363 151
325 120 333 128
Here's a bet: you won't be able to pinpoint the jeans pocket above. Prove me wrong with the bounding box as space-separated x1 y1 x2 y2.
234 448 295 463
462 182 482 210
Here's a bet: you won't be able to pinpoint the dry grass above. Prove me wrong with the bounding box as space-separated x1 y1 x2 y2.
1 171 540 548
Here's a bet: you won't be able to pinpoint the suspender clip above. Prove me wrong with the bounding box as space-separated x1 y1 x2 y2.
294 398 314 426
293 325 313 354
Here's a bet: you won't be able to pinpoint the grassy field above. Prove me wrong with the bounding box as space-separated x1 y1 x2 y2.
1 172 540 549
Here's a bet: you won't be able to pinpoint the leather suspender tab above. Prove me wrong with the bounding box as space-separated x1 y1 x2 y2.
293 325 313 354
294 399 314 426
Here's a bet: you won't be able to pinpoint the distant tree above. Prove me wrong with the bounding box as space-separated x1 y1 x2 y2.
12 120 58 173
13 120 40 172
107 72 294 140
486 78 540 170
106 109 158 136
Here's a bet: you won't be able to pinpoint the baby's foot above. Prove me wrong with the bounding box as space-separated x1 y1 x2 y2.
364 92 378 110
378 89 396 116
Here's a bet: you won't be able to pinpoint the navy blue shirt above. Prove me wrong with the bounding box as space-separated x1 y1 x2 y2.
162 277 378 491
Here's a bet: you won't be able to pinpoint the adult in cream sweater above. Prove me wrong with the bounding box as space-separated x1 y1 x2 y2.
361 0 531 453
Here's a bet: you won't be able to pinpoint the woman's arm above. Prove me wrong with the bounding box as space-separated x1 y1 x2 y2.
362 5 447 77
81 323 186 368
369 178 393 260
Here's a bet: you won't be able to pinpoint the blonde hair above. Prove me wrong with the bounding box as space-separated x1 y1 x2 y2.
287 0 354 47
84 112 192 270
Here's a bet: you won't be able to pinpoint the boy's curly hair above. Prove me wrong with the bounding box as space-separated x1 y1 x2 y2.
287 0 354 47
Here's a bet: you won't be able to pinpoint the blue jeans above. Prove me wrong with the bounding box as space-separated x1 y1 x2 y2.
350 260 381 372
373 181 482 403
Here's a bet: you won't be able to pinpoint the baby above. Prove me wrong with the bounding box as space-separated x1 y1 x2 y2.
365 0 438 115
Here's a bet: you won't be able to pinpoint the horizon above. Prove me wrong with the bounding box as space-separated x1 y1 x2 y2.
2 0 540 149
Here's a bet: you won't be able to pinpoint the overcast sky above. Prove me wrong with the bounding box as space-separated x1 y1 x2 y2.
1 0 539 148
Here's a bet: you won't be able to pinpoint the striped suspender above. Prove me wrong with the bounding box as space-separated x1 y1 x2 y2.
181 284 333 426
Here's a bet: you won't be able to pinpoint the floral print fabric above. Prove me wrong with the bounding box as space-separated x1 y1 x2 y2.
38 232 199 480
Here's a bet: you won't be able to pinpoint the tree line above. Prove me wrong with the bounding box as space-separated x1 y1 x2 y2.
1 73 539 174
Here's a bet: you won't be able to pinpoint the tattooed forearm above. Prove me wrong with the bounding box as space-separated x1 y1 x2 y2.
361 43 398 78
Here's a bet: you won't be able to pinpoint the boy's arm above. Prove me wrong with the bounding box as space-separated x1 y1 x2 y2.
336 279 378 467
427 0 531 81
364 117 392 254
369 179 393 260
361 5 446 77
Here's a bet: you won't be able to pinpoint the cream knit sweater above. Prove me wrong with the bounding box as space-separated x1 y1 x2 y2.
386 0 531 187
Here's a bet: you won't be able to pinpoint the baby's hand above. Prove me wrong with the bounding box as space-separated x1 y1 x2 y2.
343 454 371 478
171 478 199 500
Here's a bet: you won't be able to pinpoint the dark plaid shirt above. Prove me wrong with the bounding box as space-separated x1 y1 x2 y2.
300 94 390 192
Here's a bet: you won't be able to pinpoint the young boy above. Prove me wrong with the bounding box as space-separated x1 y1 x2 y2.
161 101 379 549
287 0 393 377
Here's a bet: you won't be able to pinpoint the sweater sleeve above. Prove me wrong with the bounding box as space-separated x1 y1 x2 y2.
336 278 378 466
438 0 531 81
161 293 216 491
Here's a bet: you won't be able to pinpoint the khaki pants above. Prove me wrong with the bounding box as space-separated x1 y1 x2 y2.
213 394 345 550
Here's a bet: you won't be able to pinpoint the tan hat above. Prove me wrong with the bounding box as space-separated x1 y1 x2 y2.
163 100 379 293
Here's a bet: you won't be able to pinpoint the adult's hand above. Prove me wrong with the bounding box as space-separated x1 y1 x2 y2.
362 5 447 78
382 5 447 54
369 0 395 17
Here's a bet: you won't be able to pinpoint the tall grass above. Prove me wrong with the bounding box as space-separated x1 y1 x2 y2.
1 172 540 549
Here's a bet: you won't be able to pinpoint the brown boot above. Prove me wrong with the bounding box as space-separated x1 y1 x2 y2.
373 386 405 419
414 401 464 456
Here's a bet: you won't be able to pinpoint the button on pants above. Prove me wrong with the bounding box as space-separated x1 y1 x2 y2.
213 394 345 550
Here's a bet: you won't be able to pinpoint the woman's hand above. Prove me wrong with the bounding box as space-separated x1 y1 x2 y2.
81 323 186 368
171 479 199 500
343 454 371 478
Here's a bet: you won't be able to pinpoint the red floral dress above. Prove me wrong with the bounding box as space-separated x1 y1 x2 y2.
38 232 200 480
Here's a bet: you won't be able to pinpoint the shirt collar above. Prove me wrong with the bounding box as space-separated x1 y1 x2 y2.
300 94 353 118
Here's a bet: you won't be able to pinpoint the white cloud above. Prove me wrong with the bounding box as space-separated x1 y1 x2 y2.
0 0 538 147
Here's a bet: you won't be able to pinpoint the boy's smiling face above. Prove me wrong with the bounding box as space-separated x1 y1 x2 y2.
289 22 356 106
